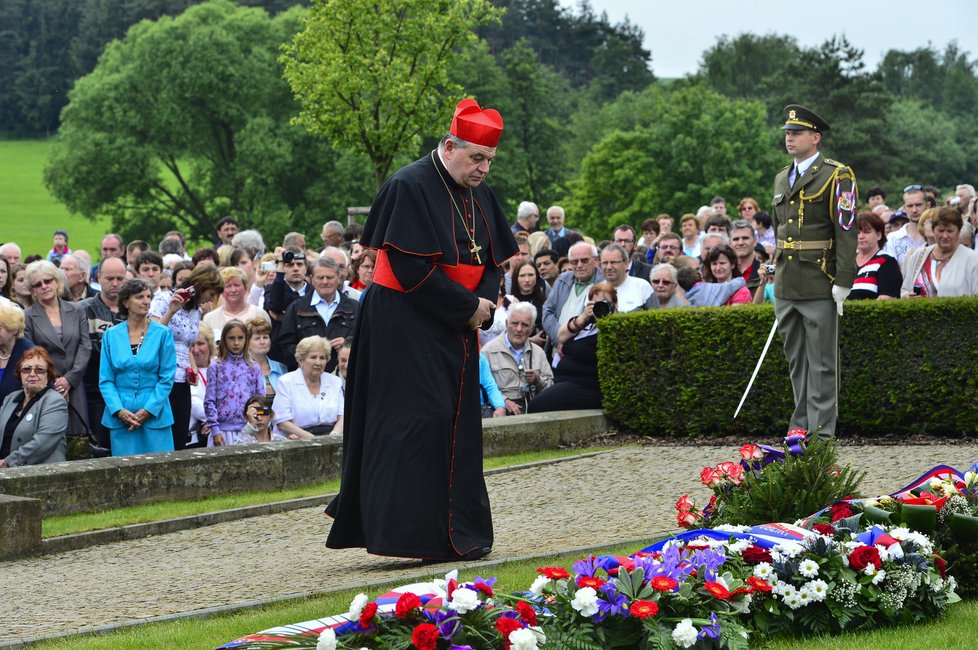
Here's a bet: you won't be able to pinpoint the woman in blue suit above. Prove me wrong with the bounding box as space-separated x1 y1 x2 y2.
99 279 176 456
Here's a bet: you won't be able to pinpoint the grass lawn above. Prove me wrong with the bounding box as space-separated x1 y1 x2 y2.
0 139 111 258
26 540 976 649
42 446 613 538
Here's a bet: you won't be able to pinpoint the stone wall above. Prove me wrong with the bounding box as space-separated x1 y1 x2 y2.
0 410 608 518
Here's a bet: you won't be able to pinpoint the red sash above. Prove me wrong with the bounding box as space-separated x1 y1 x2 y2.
373 248 484 293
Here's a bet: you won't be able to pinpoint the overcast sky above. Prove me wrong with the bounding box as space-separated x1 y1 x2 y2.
565 0 974 79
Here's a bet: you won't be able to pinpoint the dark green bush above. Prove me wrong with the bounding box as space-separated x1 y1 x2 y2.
597 297 978 437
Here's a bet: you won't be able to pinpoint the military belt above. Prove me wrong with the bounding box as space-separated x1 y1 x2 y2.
777 239 833 251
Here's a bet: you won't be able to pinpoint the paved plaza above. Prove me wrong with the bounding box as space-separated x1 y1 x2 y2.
2 440 977 645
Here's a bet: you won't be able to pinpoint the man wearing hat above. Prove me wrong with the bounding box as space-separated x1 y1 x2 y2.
772 104 857 439
326 99 517 562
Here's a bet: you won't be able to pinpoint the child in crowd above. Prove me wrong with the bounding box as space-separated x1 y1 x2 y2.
204 320 265 446
236 395 287 444
47 230 71 264
333 338 352 396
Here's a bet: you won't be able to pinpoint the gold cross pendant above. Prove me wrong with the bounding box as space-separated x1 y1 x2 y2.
469 241 482 264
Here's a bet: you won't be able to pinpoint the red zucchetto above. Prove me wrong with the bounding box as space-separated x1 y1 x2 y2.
450 98 504 148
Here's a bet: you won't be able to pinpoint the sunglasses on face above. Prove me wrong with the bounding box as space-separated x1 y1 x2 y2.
21 366 48 375
31 277 55 289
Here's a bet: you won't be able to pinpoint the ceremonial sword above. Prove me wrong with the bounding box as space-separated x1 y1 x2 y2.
733 318 779 419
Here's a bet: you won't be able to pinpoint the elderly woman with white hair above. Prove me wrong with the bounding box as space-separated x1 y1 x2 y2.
647 263 685 308
23 260 91 436
271 335 344 439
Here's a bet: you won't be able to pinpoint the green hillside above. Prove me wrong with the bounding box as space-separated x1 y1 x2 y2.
0 140 111 259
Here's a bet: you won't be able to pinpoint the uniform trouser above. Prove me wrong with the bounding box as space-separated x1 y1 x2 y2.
775 296 839 438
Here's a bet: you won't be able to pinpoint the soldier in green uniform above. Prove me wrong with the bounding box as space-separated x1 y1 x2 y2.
772 104 857 439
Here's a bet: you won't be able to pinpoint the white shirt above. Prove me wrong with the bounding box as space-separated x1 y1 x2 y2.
272 370 344 432
310 291 339 325
614 276 653 312
789 152 820 186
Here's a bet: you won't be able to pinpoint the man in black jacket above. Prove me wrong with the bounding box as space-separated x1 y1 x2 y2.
273 256 358 372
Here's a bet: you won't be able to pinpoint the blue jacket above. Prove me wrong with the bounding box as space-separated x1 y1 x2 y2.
99 321 176 430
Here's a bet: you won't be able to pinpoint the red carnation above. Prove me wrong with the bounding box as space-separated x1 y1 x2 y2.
630 600 659 619
516 600 538 626
395 592 422 619
411 622 440 650
576 575 606 589
537 566 570 580
848 545 882 572
704 580 731 600
495 616 523 649
359 601 379 627
933 553 948 579
746 576 773 593
474 582 495 597
649 575 679 591
741 546 772 565
813 523 836 536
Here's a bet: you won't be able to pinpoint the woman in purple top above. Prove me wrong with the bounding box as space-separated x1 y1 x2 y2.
203 320 265 446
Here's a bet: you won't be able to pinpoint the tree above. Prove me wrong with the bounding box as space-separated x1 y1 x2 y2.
566 85 781 236
44 0 372 245
697 33 800 99
281 0 501 190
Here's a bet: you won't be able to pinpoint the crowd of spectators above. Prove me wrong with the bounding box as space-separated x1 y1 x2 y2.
2 182 977 464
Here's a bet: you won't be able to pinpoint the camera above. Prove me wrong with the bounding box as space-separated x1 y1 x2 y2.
517 362 537 400
592 299 612 319
260 261 276 272
253 407 270 416
764 264 776 274
174 286 196 301
280 250 298 264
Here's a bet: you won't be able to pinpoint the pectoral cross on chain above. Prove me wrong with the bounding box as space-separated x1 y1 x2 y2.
469 241 483 264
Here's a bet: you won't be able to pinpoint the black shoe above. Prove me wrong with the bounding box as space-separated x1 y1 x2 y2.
459 546 492 561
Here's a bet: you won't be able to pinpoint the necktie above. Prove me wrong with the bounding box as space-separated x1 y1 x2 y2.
789 164 797 188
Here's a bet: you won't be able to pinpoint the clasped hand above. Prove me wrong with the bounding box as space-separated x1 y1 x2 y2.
119 408 150 431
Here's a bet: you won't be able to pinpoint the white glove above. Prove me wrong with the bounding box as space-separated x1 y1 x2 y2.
831 285 851 316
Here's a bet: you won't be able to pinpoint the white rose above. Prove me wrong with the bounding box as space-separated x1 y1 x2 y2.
347 593 369 619
449 587 481 614
316 627 337 650
570 587 599 617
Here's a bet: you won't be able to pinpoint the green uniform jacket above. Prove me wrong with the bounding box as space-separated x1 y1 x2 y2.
771 153 857 300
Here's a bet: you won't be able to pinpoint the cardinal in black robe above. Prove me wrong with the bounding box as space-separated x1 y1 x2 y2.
325 99 518 561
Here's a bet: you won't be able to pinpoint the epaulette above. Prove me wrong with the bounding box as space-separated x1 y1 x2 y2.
822 158 844 168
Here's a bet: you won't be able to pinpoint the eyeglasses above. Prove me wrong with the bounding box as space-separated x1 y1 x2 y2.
21 366 48 375
904 184 924 193
658 244 680 252
651 279 675 286
613 238 634 244
568 258 594 266
600 259 625 266
30 277 55 289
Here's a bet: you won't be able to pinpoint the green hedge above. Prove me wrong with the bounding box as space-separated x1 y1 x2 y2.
597 297 978 437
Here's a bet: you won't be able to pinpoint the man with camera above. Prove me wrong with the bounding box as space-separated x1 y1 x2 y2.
263 247 309 319
482 302 554 415
273 257 358 373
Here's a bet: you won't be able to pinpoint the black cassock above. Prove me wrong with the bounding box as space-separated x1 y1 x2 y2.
325 151 517 560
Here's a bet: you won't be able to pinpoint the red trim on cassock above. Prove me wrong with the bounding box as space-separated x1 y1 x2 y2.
373 248 485 293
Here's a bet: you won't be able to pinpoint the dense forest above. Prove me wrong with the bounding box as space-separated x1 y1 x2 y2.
4 0 977 243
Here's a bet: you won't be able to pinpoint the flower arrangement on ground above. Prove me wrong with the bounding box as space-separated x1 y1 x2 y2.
807 464 978 596
676 438 864 529
683 523 960 637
